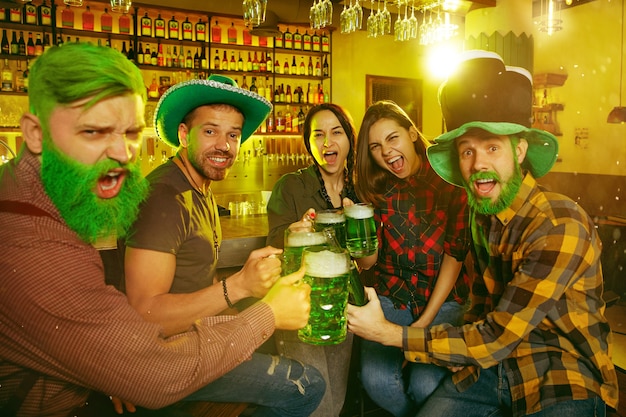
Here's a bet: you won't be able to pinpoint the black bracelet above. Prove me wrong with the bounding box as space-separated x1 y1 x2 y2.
221 278 234 309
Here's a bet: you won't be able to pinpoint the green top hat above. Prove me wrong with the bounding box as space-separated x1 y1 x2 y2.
427 50 559 187
154 74 272 147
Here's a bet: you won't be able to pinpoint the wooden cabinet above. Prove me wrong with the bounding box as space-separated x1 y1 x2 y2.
532 73 567 136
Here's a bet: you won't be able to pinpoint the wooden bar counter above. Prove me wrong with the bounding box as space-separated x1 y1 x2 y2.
217 214 270 270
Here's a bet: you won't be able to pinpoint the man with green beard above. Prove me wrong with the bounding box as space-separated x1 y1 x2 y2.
0 43 316 417
346 50 619 416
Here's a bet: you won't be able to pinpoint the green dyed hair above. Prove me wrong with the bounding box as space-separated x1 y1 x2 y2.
29 42 146 131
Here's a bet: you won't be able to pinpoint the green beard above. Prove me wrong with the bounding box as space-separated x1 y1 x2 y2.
41 139 149 244
463 163 523 216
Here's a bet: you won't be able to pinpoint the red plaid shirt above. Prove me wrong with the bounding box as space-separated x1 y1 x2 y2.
373 158 471 319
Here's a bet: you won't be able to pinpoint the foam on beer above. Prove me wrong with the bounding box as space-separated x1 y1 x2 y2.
344 204 374 220
304 249 350 277
316 211 346 224
286 231 328 247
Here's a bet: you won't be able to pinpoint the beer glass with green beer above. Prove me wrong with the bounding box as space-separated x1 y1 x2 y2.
344 203 378 258
283 228 329 275
298 246 351 345
314 209 347 248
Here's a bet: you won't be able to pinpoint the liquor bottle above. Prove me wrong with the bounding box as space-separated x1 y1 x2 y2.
186 49 193 69
82 6 94 31
171 46 178 67
306 83 313 103
9 8 21 24
279 84 286 102
10 31 18 55
293 29 302 50
284 27 293 49
259 35 267 47
252 51 259 72
273 85 279 102
213 50 220 70
168 16 179 40
119 13 131 34
249 77 257 93
195 19 206 42
154 14 165 38
127 41 135 62
266 52 273 73
297 107 305 132
182 17 193 41
15 60 24 93
23 2 37 25
237 52 243 71
211 20 221 43
275 58 281 74
34 33 43 56
1 30 8 55
192 48 199 69
243 28 252 45
246 51 253 71
177 46 184 68
303 31 312 51
151 46 157 66
61 5 74 28
100 8 112 32
265 77 272 102
275 29 284 48
228 22 237 44
315 57 321 77
1 59 13 92
26 32 34 56
137 42 144 64
299 57 305 75
283 58 289 75
157 44 165 67
321 32 330 53
308 57 313 76
285 85 292 103
38 1 52 27
312 32 321 52
291 56 297 75
143 43 151 65
285 108 292 133
200 47 207 69
257 76 265 98
323 55 329 77
221 50 228 70
229 52 236 71
148 73 159 98
141 12 152 37
18 31 25 56
241 75 248 90
56 35 63 48
317 83 324 103
259 55 267 73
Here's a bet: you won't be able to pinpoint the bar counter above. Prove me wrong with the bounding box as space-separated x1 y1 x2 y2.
217 214 270 270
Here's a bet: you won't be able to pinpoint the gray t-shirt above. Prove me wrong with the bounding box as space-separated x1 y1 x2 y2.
126 160 221 294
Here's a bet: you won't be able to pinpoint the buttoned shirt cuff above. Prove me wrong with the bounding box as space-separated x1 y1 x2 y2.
403 326 430 363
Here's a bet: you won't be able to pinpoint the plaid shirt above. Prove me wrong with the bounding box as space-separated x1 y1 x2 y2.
404 173 619 416
373 158 471 319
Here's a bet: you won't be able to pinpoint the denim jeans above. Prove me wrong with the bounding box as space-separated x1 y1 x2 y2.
183 352 325 417
360 296 466 417
416 364 606 417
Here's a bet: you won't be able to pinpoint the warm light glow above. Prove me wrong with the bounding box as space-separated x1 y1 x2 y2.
427 43 463 79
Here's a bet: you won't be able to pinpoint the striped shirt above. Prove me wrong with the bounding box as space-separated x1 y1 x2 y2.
404 173 618 416
0 150 276 416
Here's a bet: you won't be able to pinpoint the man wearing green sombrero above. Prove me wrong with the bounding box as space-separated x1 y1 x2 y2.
123 75 325 414
347 50 618 416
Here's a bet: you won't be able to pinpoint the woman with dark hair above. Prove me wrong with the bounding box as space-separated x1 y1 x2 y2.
352 100 471 417
266 103 358 417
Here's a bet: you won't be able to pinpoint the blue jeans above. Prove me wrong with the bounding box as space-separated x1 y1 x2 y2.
183 352 325 417
416 364 606 417
360 296 466 417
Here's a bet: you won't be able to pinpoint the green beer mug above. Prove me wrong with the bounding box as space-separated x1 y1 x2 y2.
283 227 329 275
298 246 351 345
314 209 347 249
344 203 378 258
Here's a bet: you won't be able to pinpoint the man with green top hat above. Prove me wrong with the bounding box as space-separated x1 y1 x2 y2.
122 74 325 415
347 50 618 416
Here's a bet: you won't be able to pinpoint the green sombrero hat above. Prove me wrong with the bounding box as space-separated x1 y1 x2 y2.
427 50 559 187
154 74 272 147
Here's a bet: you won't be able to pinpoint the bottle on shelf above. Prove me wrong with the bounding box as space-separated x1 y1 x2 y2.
9 7 21 24
168 16 179 40
148 73 159 98
275 57 281 74
321 32 330 52
15 60 24 93
26 32 34 56
10 31 18 55
141 12 152 37
150 46 158 66
299 57 305 75
101 8 112 33
241 75 248 90
154 14 165 38
283 58 289 75
279 84 286 102
237 52 243 71
259 54 266 72
213 49 220 70
285 85 292 103
243 28 252 46
56 35 63 47
137 42 144 64
252 52 260 72
119 12 131 34
250 77 257 93
303 31 311 51
285 108 292 133
306 83 313 104
257 76 265 98
127 41 135 62
23 2 37 25
61 5 74 29
34 33 42 56
82 6 94 31
273 85 280 103
275 29 283 48
246 51 253 71
1 30 9 55
18 31 25 56
182 17 193 41
315 57 321 77
291 56 297 75
177 46 184 68
143 43 151 65
194 48 200 69
229 52 236 71
228 22 237 44
221 50 228 70
297 106 305 132
284 27 293 49
157 44 165 67
266 52 273 73
41 33 51 52
293 29 302 50
200 47 207 69
185 49 193 69
265 77 272 102
323 55 329 77
317 83 324 103
258 35 267 47
37 1 52 27
312 32 321 52
2 59 14 92
195 18 206 42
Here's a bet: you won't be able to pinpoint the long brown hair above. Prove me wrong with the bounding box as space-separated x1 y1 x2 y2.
355 100 430 204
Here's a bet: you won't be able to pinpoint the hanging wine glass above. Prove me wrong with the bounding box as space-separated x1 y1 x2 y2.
380 0 391 35
367 0 378 37
324 0 333 27
409 1 418 39
354 0 363 30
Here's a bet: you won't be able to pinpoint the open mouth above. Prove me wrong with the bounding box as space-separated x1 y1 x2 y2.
97 169 126 199
386 155 404 173
474 178 497 196
323 150 338 165
207 154 231 168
